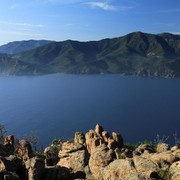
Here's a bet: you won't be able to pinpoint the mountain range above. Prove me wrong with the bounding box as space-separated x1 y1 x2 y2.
1 32 180 77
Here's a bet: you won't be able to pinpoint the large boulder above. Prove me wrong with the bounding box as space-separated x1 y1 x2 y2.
103 159 136 180
133 156 160 178
94 124 104 136
25 157 45 180
169 161 180 179
0 170 20 180
142 151 177 170
102 131 110 143
0 155 28 179
156 143 170 153
89 144 116 180
173 148 180 159
44 144 61 166
134 144 155 156
16 140 33 162
44 166 71 180
0 135 14 157
57 142 89 175
112 132 124 147
85 129 104 154
74 132 85 145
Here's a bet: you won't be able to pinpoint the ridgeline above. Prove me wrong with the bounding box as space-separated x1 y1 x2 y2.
0 32 180 77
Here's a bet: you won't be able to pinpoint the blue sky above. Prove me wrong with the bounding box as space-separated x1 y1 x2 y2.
0 0 179 45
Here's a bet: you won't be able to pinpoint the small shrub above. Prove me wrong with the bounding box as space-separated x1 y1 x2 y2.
118 153 126 159
68 138 74 143
52 139 59 145
23 131 40 152
157 169 172 180
154 134 169 145
33 151 46 159
0 123 6 144
125 142 137 150
173 132 180 147
138 140 154 146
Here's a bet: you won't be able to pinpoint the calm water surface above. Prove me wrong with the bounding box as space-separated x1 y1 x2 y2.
0 74 180 146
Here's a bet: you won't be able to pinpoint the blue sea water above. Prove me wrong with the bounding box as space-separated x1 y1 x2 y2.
0 74 180 146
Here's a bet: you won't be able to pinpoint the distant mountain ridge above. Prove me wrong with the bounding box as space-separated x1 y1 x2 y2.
1 32 180 76
0 40 52 54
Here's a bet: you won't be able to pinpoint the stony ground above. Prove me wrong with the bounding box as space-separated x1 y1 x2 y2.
0 124 180 179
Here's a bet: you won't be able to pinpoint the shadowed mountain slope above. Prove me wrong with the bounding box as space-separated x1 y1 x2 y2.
1 32 180 76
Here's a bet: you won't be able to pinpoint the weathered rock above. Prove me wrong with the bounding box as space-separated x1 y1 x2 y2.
4 135 14 145
171 173 180 180
0 170 20 180
16 140 33 162
0 135 14 157
89 144 116 180
112 132 124 147
58 142 84 156
25 157 45 180
120 147 133 158
103 159 136 180
74 132 85 145
171 146 179 152
133 156 159 178
169 161 180 178
123 172 148 180
94 124 104 136
107 138 120 150
85 130 104 154
44 144 60 166
156 143 170 153
0 155 28 179
58 150 88 174
84 165 95 180
57 142 89 174
173 148 180 159
142 151 177 170
44 166 71 180
102 131 110 143
0 156 20 173
134 144 155 156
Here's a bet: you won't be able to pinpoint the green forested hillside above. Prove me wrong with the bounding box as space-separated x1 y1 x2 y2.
1 32 180 76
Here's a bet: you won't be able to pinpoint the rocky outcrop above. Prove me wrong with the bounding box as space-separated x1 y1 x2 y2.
133 156 160 178
156 143 170 153
74 132 85 145
89 144 116 179
85 129 104 154
103 159 136 179
170 161 180 180
1 125 180 179
25 157 45 180
44 143 61 166
16 140 33 161
57 141 88 177
0 135 14 157
85 124 124 154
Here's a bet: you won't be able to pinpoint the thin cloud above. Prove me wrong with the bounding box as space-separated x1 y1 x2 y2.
158 8 180 13
0 21 45 28
87 2 117 11
65 23 74 26
39 0 82 4
86 1 133 11
0 30 45 36
10 4 21 9
154 22 178 27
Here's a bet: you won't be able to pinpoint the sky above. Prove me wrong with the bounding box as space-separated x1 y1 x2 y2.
0 0 180 45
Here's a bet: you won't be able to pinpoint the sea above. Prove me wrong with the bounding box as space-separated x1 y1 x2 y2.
0 73 180 147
